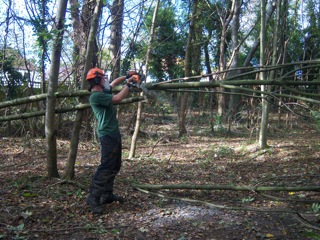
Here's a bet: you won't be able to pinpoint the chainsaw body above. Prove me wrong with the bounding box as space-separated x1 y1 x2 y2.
130 74 146 91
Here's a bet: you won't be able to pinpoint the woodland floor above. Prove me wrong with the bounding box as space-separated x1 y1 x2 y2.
0 113 320 240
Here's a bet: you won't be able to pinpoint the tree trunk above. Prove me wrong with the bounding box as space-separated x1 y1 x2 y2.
69 0 87 86
243 3 277 68
203 32 215 132
259 0 268 149
217 0 236 119
129 0 160 159
178 0 198 137
45 0 68 178
110 0 124 79
227 0 241 120
64 0 103 179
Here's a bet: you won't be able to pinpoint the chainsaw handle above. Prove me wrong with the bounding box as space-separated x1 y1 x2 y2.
126 70 138 79
131 74 140 83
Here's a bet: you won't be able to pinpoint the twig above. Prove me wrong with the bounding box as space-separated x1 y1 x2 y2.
248 149 270 160
258 192 319 203
133 183 320 192
294 213 320 230
134 187 313 214
29 225 129 233
0 162 29 169
48 179 86 190
147 137 164 157
253 174 320 188
168 148 175 162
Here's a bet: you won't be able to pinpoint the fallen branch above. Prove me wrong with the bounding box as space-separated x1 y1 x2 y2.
29 224 129 233
132 183 320 192
294 213 320 230
258 192 318 203
0 162 29 170
134 187 314 214
253 174 320 187
0 96 146 122
47 179 87 190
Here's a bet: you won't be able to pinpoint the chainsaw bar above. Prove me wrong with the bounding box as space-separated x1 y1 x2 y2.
138 74 155 97
131 73 169 105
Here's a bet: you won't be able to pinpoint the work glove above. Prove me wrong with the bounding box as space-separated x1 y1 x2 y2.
126 69 138 79
126 74 142 92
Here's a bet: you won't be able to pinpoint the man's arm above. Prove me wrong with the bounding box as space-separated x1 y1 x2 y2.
112 85 130 103
110 70 138 88
110 76 126 88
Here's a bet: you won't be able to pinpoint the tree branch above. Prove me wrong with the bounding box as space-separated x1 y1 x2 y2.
133 183 320 192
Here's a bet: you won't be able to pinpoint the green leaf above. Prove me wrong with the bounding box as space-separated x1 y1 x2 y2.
16 224 24 231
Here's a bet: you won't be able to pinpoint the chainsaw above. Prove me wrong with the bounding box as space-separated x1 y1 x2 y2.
127 73 153 97
130 74 146 91
127 71 162 101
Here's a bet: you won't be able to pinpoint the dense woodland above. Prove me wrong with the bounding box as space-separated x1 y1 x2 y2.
0 0 320 239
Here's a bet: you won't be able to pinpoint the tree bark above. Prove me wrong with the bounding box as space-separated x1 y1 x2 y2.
178 0 198 137
217 0 236 118
133 183 320 192
129 0 160 159
45 0 68 178
109 0 124 79
243 3 277 67
64 0 103 179
259 0 268 149
227 0 241 120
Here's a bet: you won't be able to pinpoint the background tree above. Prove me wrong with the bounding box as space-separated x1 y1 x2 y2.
136 2 185 81
109 0 124 79
259 0 268 149
178 0 198 137
216 0 236 119
226 0 241 120
64 0 104 179
24 0 53 94
129 0 160 159
45 0 68 178
0 49 26 100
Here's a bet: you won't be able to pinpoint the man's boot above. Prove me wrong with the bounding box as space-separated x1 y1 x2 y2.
100 193 124 205
86 195 104 214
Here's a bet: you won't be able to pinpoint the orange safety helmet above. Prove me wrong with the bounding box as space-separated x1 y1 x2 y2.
86 68 105 81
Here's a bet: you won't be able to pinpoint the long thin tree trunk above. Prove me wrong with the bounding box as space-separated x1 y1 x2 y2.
217 0 235 119
178 0 198 137
129 0 160 159
110 0 124 79
259 0 268 149
45 0 68 178
64 0 103 179
271 0 280 125
243 3 276 67
227 0 241 120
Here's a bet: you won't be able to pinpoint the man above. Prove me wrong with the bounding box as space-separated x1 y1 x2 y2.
85 67 137 214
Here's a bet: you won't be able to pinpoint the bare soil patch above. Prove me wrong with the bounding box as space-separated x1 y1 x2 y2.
0 115 319 239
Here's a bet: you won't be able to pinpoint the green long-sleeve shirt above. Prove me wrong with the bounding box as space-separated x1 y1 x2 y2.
89 90 119 138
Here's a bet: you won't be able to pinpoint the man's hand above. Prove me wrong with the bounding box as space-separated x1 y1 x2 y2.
126 70 138 79
126 75 142 92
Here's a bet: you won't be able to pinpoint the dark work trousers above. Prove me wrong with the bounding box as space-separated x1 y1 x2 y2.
90 132 122 198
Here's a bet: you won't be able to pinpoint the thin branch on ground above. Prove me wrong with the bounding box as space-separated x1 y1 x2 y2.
133 183 320 192
29 225 130 233
258 192 319 203
294 213 320 230
134 187 314 214
147 137 164 157
47 179 87 190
